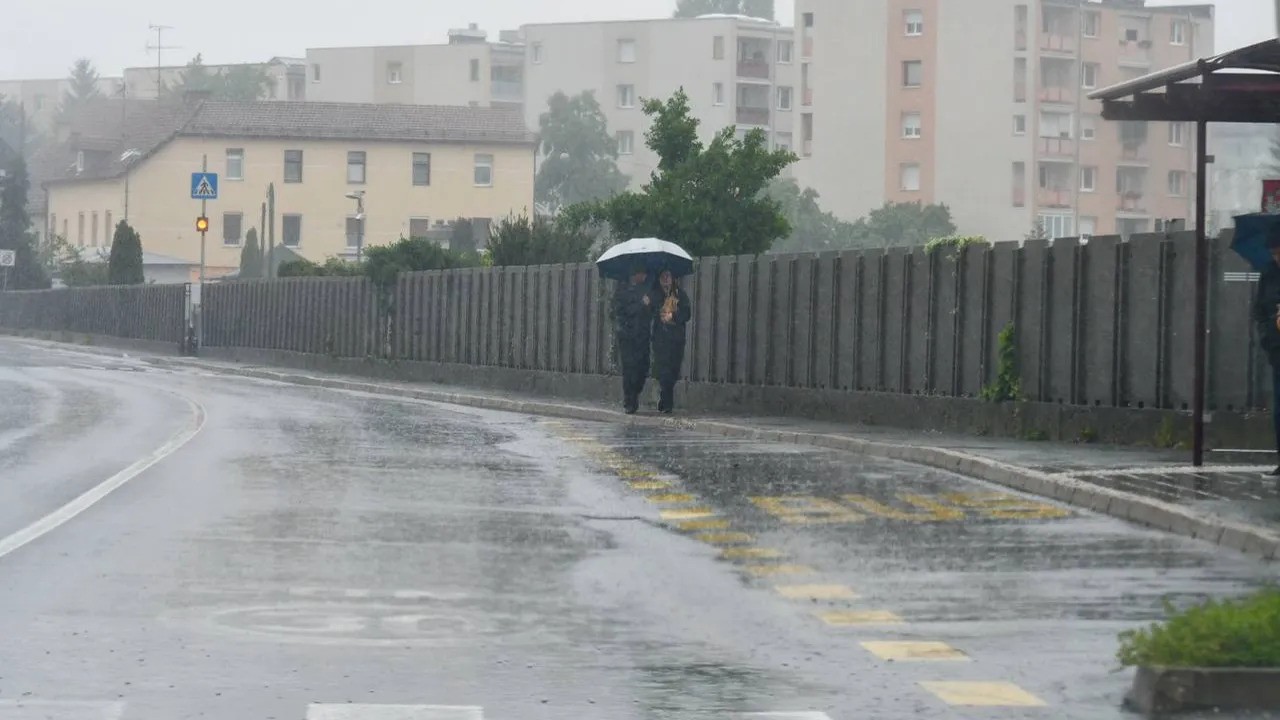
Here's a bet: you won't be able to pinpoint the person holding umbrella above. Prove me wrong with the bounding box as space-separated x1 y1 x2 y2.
1237 213 1280 475
649 268 693 414
613 263 653 414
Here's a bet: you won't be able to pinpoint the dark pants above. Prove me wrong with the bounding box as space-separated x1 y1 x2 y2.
653 338 685 413
619 337 650 411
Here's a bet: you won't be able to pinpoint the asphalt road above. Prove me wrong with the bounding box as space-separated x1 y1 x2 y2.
0 337 1275 720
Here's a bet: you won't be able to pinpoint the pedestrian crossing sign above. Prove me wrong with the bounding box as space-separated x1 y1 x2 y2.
191 172 219 200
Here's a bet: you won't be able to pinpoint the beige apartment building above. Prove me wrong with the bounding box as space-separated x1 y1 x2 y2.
794 0 1213 241
522 16 798 185
122 58 307 102
306 25 525 110
42 99 536 277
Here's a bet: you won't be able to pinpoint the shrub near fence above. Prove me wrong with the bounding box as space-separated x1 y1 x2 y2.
0 283 188 344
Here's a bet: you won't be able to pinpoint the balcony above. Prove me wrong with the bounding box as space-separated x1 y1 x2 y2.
1037 188 1073 209
803 87 813 106
737 60 771 80
1038 136 1075 157
1119 143 1149 164
1040 33 1076 54
491 80 522 103
737 106 771 126
1117 191 1148 214
1038 85 1076 105
802 35 813 59
1118 39 1152 67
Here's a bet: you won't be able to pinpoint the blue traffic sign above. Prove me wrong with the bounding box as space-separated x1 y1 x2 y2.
191 172 219 200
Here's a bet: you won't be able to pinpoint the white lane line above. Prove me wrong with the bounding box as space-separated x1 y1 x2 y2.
743 714 833 719
0 393 206 561
0 700 125 719
307 705 483 720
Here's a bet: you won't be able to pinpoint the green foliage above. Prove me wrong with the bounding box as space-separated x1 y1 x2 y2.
276 257 363 278
1118 590 1280 668
673 0 774 19
535 92 629 213
487 212 596 267
578 89 796 257
1154 416 1182 449
59 58 102 120
363 237 479 296
852 201 957 249
765 179 861 253
449 218 477 254
107 221 144 285
0 158 49 289
924 235 989 254
981 323 1022 402
239 229 264 279
1022 429 1049 442
166 54 273 101
1078 426 1099 444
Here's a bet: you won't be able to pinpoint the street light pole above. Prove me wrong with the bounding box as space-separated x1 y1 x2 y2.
346 191 366 263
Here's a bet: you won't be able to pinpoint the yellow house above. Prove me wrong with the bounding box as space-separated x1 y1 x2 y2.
43 98 537 278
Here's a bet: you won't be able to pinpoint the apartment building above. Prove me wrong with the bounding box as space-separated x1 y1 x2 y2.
522 16 798 185
305 25 525 110
122 58 307 102
0 76 123 133
794 0 1213 240
41 99 536 276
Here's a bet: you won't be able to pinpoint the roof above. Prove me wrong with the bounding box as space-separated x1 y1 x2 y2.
1089 38 1280 101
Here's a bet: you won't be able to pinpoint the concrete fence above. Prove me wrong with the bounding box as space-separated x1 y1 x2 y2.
0 283 189 345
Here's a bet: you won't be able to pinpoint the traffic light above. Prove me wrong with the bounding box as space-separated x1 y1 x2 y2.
195 216 209 233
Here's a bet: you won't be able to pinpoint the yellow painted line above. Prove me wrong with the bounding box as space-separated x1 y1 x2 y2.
719 547 784 560
861 641 969 662
659 508 717 521
816 610 904 626
647 493 697 505
696 531 755 545
677 518 732 531
627 480 674 491
750 496 865 525
940 492 1072 520
918 681 1046 707
842 493 965 522
616 468 657 479
774 584 859 600
744 564 816 577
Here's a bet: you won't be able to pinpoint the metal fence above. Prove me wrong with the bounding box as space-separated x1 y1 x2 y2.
0 283 188 344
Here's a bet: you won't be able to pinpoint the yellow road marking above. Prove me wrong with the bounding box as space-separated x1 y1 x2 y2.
774 584 859 600
816 610 904 626
745 564 816 577
677 518 731 531
660 508 717 521
940 492 1072 520
842 493 965 522
696 531 755 544
918 681 1046 707
616 468 657 479
750 496 865 525
861 641 969 662
627 480 674 490
647 493 697 505
719 547 784 560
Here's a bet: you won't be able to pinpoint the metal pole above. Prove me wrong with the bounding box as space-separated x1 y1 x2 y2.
1192 119 1208 466
357 196 365 263
198 154 207 351
266 183 275 279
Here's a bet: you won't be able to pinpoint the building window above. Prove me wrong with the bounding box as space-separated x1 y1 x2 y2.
778 40 794 63
1013 114 1027 135
1081 63 1099 89
1082 11 1100 38
1081 115 1097 140
284 150 303 183
900 163 921 192
904 10 924 36
803 12 814 28
618 39 637 63
903 60 923 88
713 36 725 60
531 43 544 63
346 216 362 249
77 212 84 247
1124 27 1140 42
1079 216 1097 236
409 217 432 240
226 148 244 181
1037 213 1074 239
713 82 725 105
1013 161 1026 207
474 153 494 187
412 152 432 186
1080 166 1097 192
91 212 99 247
223 212 243 246
617 84 636 108
902 112 922 138
1168 170 1187 196
1014 57 1027 102
1039 110 1074 138
1168 122 1185 146
282 214 302 247
617 130 635 155
312 64 321 82
777 86 793 111
801 112 813 155
387 62 403 84
775 132 792 152
1170 20 1187 45
347 151 366 184
470 59 480 82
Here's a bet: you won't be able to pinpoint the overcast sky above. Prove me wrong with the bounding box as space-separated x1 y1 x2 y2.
0 0 1271 79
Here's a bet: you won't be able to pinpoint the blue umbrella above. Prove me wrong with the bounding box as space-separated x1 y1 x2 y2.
1231 213 1280 272
595 238 694 281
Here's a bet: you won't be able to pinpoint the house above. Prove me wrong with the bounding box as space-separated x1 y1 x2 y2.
41 97 537 279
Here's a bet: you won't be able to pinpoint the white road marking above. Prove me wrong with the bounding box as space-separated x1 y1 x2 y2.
0 700 124 720
0 393 206 561
743 714 833 719
307 705 483 720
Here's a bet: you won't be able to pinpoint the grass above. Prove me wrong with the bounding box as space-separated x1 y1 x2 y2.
1118 589 1280 668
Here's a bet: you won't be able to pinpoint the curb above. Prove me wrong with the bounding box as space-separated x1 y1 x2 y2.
147 355 1279 562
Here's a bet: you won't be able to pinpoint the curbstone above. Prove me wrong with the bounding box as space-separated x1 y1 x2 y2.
1218 527 1251 553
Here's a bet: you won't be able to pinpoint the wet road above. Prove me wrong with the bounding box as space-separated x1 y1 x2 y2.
0 338 1275 720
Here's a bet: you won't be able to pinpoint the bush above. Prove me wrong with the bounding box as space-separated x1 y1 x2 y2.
980 323 1021 402
1118 589 1280 668
107 221 144 285
924 234 988 254
276 257 362 278
487 212 596 267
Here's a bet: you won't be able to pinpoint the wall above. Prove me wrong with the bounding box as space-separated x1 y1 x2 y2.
47 135 536 271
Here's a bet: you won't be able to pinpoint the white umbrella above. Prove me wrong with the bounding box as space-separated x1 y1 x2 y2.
595 238 694 280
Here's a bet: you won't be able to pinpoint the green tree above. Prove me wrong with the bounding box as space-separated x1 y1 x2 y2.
848 201 957 249
766 179 861 253
0 159 49 289
107 220 144 285
579 89 796 258
535 92 630 214
239 228 264 279
215 65 274 101
170 54 216 96
59 58 102 119
673 0 774 19
487 212 597 267
449 218 477 254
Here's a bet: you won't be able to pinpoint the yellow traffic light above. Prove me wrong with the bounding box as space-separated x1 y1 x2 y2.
195 216 209 233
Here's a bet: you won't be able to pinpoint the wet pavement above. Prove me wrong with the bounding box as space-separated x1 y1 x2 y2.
0 337 1277 719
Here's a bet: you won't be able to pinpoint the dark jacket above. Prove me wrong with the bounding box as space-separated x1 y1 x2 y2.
613 282 653 345
649 286 692 381
1253 265 1280 364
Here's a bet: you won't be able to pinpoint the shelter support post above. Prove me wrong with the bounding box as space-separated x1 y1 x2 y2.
1193 119 1208 467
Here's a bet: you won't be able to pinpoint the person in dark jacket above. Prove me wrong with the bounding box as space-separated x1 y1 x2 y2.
1252 234 1280 476
614 264 653 414
648 269 693 414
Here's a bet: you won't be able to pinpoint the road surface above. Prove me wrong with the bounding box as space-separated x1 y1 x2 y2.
0 338 1274 719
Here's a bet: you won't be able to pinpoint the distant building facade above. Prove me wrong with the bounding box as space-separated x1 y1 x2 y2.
121 58 307 102
0 76 123 134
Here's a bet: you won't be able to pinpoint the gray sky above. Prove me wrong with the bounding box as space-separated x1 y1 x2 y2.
0 0 1271 79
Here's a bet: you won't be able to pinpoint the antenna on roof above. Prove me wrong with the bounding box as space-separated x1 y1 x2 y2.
146 24 181 98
